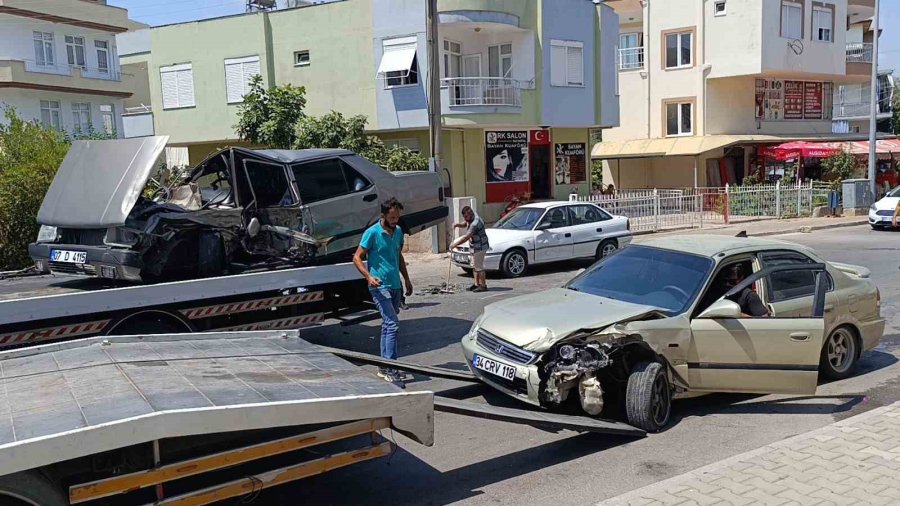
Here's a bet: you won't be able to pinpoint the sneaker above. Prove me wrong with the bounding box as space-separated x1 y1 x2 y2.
399 299 409 310
467 284 478 291
472 286 488 293
388 370 407 389
377 368 392 382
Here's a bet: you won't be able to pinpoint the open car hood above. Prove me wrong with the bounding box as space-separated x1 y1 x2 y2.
38 136 169 228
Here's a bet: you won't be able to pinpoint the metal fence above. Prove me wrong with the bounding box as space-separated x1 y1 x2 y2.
846 43 874 64
571 181 819 233
443 77 522 107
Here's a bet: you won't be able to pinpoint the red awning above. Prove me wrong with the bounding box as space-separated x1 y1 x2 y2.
759 141 843 161
845 139 900 155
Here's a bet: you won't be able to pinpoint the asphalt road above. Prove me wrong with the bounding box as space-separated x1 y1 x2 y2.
272 224 900 506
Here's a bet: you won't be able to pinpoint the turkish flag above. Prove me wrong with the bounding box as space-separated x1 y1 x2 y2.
530 130 550 145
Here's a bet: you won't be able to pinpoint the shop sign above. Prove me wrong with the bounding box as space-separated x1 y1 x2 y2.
755 79 830 121
554 143 587 185
485 131 529 183
783 81 803 120
803 82 823 120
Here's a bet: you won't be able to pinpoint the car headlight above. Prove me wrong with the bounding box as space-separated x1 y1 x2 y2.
870 204 878 212
468 313 486 337
36 225 59 243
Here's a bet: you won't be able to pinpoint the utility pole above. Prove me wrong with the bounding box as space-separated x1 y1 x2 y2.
868 0 880 197
425 0 444 253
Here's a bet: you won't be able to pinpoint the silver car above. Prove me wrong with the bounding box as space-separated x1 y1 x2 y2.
450 202 632 277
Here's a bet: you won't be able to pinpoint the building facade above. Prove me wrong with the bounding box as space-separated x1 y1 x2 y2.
124 0 620 219
0 0 135 137
598 0 879 188
832 69 894 134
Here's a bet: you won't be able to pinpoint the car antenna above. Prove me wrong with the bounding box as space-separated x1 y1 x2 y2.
735 230 748 238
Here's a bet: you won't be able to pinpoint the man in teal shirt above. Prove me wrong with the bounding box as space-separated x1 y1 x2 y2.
353 198 413 387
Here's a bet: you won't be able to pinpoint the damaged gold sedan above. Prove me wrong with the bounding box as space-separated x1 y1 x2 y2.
461 235 884 432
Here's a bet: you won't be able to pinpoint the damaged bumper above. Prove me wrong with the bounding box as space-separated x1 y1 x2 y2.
29 243 144 282
460 327 542 406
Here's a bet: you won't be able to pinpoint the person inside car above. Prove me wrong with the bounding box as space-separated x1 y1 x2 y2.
723 263 769 318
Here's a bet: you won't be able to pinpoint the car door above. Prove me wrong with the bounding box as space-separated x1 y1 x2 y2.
567 204 613 258
291 157 374 258
756 250 839 323
533 207 574 263
688 263 827 395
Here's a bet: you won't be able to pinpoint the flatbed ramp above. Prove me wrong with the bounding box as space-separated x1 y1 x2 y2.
0 331 433 481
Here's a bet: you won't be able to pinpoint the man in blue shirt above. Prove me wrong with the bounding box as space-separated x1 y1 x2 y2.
353 198 413 387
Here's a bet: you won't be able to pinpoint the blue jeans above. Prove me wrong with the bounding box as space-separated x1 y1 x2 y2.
370 287 402 360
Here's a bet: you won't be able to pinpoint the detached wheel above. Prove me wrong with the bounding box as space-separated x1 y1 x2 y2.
625 361 671 433
820 326 859 380
595 239 618 261
500 249 528 278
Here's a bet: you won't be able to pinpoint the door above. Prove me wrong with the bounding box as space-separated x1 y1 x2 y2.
567 204 613 258
688 264 828 394
757 250 839 321
533 207 574 263
461 54 482 104
529 144 551 199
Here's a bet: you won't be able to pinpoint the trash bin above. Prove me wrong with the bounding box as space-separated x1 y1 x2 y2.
841 179 874 211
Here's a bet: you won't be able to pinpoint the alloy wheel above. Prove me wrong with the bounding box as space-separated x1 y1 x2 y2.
827 328 857 374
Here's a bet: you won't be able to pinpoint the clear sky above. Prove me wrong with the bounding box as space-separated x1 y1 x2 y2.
110 0 899 71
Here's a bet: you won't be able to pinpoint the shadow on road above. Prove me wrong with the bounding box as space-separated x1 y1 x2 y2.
307 316 473 357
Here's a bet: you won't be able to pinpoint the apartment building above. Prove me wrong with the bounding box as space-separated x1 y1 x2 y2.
598 0 879 188
124 0 620 218
832 69 894 134
0 0 138 137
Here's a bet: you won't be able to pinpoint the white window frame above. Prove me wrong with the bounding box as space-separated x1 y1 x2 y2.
380 36 419 89
294 50 310 67
99 104 115 135
33 31 55 67
224 55 262 104
159 63 196 110
781 1 803 40
714 1 727 16
40 100 61 129
442 39 462 79
487 43 513 78
665 101 693 137
65 35 85 67
95 40 110 74
664 31 693 69
550 39 584 87
813 6 833 43
72 102 92 133
386 138 421 154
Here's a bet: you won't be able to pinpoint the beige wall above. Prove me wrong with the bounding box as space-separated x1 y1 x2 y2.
760 0 847 78
605 70 648 142
602 150 726 189
705 0 764 78
121 60 150 110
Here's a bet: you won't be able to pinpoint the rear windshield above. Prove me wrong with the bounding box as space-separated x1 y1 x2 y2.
567 245 713 316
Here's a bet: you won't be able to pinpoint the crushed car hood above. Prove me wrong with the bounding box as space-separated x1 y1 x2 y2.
38 136 169 228
478 288 663 352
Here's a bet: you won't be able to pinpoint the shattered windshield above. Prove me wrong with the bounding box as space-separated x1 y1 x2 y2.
566 245 713 316
493 208 544 231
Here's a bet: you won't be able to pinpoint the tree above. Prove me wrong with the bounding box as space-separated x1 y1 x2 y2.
293 111 427 171
821 152 860 190
234 75 307 149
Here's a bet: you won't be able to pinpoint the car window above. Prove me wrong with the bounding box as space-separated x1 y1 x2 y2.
758 250 833 302
493 208 544 231
340 159 372 193
538 207 570 229
567 245 713 316
244 160 293 207
291 159 350 204
568 205 609 225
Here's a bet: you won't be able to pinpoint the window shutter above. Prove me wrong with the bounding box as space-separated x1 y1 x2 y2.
177 68 195 107
567 45 583 86
242 58 261 95
161 70 179 109
550 44 567 86
225 62 244 103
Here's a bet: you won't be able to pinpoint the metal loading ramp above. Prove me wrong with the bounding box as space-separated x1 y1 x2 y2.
0 331 434 479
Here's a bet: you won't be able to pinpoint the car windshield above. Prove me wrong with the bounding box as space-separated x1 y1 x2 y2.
493 208 545 230
886 186 900 198
566 245 713 316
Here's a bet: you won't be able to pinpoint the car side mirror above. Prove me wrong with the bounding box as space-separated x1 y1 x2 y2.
536 223 551 231
698 299 742 319
247 217 261 238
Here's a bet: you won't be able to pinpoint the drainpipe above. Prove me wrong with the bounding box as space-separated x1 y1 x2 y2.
643 0 651 140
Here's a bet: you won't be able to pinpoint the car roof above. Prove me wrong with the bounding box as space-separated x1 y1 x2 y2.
519 201 584 210
638 234 808 258
250 148 354 164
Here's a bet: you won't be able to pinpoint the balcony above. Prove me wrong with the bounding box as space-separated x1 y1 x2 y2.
443 77 521 107
23 60 122 81
617 47 644 71
0 59 131 97
846 43 874 64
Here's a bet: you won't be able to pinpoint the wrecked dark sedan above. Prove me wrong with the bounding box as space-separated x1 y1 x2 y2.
29 136 447 282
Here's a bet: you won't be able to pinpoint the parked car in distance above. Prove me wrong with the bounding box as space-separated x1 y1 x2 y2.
868 185 900 229
30 136 447 282
461 235 883 432
450 202 632 278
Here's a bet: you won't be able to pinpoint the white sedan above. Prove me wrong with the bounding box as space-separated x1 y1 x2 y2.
450 202 632 277
869 186 900 229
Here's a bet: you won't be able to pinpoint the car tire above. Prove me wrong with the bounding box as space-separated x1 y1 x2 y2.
595 239 618 261
0 470 67 506
820 326 859 381
625 361 672 433
500 249 528 278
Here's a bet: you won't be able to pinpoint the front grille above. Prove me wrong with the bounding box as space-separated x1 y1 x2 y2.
876 210 894 216
59 228 106 245
476 329 536 365
49 262 97 276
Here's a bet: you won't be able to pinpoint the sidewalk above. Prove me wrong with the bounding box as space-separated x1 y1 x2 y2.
636 215 867 239
600 401 900 506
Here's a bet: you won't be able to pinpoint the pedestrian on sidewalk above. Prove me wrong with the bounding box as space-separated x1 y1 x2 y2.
450 206 490 292
352 198 413 388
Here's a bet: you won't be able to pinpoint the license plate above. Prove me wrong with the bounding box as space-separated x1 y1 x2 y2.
453 254 470 264
50 249 87 264
472 354 516 381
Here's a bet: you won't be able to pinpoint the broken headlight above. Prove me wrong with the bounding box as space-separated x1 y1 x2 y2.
104 227 141 247
36 225 59 243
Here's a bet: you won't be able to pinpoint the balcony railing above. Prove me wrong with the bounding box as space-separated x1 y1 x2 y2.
617 47 644 70
22 59 121 81
846 43 874 64
443 77 521 107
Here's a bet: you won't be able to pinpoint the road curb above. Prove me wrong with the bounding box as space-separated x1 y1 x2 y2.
750 219 868 237
598 400 900 505
634 219 867 238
